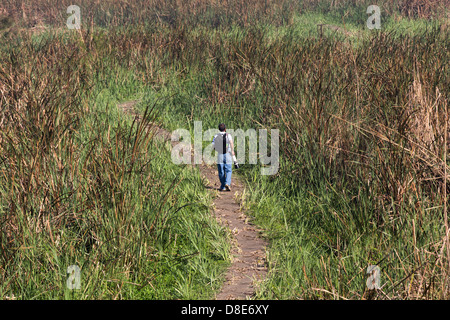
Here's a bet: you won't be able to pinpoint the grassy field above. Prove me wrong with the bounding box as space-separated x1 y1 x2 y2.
0 23 231 299
0 0 449 299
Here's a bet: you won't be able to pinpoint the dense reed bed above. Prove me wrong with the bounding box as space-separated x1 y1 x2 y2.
0 24 230 300
1 0 448 29
149 19 449 298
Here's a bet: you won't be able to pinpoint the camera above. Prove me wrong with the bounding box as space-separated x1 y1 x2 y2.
233 155 239 169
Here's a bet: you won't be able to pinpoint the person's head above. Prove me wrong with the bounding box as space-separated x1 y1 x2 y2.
218 123 226 132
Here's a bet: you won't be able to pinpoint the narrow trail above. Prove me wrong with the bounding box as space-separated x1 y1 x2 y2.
118 100 268 300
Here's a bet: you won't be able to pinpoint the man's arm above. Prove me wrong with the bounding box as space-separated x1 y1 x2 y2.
229 135 235 157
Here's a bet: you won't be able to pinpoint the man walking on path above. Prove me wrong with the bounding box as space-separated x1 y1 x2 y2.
212 123 236 191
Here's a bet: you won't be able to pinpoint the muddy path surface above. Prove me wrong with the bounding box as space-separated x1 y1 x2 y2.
118 100 268 300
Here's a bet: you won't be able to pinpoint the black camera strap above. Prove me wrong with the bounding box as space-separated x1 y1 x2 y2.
222 133 227 155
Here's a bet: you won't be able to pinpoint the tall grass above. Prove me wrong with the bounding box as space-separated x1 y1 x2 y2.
0 26 230 299
228 20 449 300
1 0 447 30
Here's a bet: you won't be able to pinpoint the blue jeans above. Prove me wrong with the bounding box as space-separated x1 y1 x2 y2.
217 153 232 190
